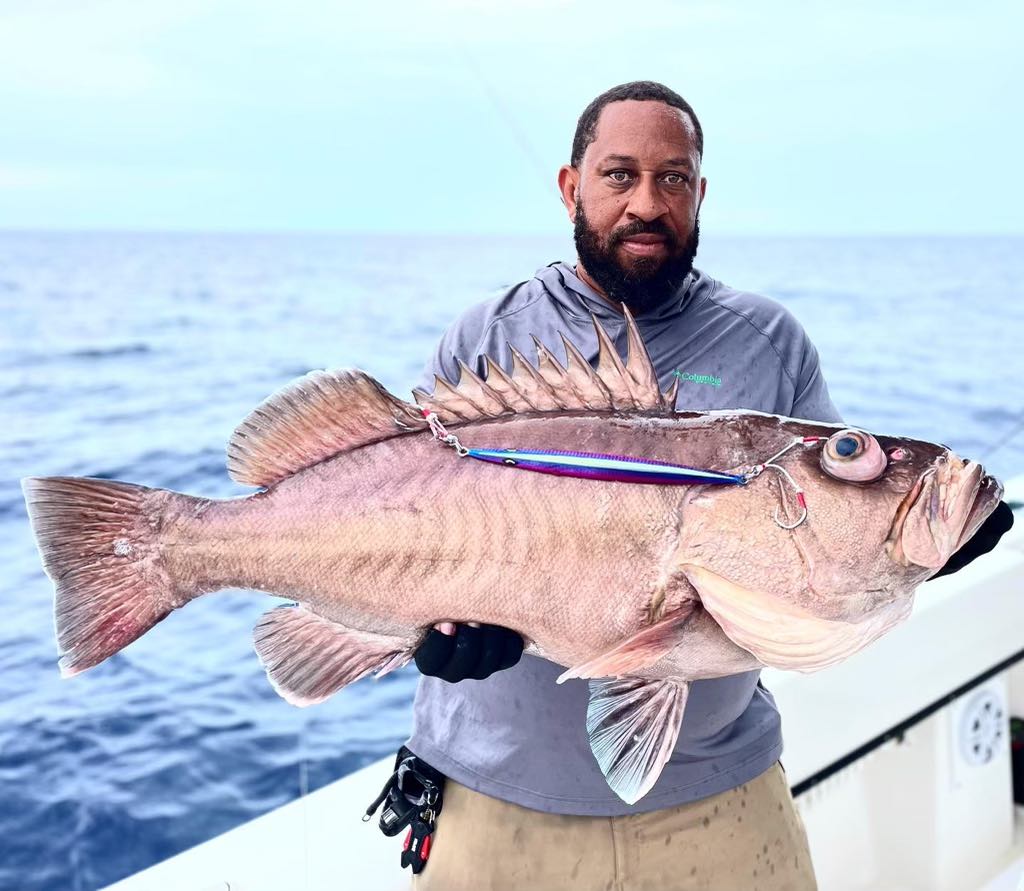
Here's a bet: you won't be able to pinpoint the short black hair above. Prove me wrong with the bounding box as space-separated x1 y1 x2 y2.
570 81 703 167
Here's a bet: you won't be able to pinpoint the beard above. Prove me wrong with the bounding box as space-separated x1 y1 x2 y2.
573 203 699 314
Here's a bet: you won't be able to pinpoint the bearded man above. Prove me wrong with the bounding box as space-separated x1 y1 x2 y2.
399 81 1012 891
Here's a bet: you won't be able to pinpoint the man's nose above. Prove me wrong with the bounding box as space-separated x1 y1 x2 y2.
625 174 667 221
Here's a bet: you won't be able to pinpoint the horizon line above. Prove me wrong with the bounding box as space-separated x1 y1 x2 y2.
0 227 1022 240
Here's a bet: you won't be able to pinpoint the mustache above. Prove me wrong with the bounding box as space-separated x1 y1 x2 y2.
608 219 678 248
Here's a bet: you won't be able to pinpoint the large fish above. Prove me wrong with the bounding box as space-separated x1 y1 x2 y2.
22 310 1002 804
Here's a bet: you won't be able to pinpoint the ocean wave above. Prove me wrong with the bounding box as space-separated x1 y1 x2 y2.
65 343 153 360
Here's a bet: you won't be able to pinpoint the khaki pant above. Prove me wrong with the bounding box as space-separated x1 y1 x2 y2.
413 762 816 891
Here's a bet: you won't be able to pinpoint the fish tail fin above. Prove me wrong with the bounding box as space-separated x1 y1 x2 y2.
22 476 195 677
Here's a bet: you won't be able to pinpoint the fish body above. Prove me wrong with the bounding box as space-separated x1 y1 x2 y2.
22 310 1002 804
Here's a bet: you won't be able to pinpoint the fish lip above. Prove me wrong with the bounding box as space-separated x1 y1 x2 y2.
955 470 1004 550
936 458 984 541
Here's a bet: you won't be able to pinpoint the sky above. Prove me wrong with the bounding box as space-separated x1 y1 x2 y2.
0 0 1021 235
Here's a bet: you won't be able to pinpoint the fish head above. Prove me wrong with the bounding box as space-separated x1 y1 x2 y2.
674 414 1003 669
780 424 1003 582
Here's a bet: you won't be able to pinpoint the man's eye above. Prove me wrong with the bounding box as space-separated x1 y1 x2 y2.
607 170 632 183
662 172 689 185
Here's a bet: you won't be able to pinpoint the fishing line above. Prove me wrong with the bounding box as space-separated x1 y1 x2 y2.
452 36 557 200
978 408 1024 462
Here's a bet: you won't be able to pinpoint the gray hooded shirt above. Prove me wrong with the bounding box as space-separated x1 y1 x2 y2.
406 262 841 816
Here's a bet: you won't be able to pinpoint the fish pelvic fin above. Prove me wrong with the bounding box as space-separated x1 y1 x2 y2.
586 677 690 805
22 476 194 677
253 606 415 707
556 603 697 683
414 306 675 425
228 370 427 488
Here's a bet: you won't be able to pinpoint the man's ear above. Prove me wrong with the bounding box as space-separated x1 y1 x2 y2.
557 165 580 223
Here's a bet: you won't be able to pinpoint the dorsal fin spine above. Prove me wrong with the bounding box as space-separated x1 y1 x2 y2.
622 308 663 408
531 337 574 409
483 355 537 412
592 316 639 410
560 333 614 409
662 377 679 409
427 376 472 420
509 345 562 411
455 359 510 416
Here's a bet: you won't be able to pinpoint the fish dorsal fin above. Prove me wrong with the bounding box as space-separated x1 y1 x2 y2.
227 369 426 487
414 306 673 424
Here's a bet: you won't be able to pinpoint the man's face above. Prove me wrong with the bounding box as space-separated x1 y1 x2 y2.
558 100 707 311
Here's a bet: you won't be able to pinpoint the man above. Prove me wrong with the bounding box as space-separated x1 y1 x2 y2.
403 81 1013 890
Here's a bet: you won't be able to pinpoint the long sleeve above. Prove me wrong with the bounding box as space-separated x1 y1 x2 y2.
790 336 842 424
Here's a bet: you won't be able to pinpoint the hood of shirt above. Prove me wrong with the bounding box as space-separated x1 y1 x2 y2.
535 261 706 326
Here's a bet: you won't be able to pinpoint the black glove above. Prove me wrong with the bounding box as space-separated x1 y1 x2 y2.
931 500 1015 579
414 623 524 683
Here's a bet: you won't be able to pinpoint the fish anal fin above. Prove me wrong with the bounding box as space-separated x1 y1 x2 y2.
253 605 415 707
228 370 426 488
587 677 690 805
557 603 696 683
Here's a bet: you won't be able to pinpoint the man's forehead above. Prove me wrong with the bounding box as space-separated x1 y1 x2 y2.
585 100 699 165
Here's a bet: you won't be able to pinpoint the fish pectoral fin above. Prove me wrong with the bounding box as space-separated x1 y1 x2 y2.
679 563 910 673
586 677 690 805
253 605 413 707
556 603 697 683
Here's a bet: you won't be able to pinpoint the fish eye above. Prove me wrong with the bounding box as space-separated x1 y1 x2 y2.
821 430 887 483
834 435 860 457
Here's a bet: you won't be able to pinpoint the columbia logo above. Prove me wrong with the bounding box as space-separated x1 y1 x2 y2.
673 370 721 388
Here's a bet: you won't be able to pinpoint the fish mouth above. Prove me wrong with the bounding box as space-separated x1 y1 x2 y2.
889 454 1002 570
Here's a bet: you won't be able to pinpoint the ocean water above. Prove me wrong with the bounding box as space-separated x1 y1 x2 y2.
2 231 1022 891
